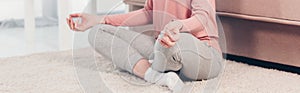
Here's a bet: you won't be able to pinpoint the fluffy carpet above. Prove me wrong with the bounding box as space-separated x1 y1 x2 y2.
0 48 299 93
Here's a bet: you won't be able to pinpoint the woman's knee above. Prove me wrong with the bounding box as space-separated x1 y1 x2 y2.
180 63 222 81
88 24 111 47
179 51 222 80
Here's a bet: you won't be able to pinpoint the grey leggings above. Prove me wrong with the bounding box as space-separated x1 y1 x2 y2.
88 24 223 80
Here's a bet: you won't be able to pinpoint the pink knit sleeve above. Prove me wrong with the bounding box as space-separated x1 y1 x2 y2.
178 0 217 34
104 0 153 26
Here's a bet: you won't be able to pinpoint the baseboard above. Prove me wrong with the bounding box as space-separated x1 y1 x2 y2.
225 54 300 75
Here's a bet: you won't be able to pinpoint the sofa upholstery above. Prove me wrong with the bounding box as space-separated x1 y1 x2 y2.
123 0 300 67
216 0 300 23
216 0 300 67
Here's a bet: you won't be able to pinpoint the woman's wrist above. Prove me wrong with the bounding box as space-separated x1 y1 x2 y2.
97 15 106 24
171 20 183 30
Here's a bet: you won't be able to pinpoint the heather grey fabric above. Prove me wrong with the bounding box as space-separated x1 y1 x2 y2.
153 32 224 80
88 24 153 73
88 24 223 80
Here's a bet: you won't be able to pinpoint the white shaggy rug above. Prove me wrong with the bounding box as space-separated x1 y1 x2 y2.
0 48 300 93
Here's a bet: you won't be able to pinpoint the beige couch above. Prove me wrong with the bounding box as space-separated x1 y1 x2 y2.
123 0 300 67
216 0 300 67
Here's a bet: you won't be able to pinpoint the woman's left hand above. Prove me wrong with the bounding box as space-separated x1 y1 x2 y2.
159 21 183 48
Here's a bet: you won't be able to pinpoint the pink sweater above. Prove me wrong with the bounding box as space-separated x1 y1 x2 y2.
104 0 220 51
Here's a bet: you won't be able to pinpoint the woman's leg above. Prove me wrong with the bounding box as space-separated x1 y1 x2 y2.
96 24 156 58
177 33 223 80
88 24 149 77
152 35 183 72
89 24 159 78
88 25 186 92
152 33 223 80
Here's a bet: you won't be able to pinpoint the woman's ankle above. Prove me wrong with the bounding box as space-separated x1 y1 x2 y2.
133 58 151 78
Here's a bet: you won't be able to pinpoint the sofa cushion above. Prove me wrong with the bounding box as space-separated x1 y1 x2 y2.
124 0 145 3
216 0 300 22
124 0 146 6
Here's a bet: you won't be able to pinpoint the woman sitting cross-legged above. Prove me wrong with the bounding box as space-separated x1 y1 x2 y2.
67 0 224 92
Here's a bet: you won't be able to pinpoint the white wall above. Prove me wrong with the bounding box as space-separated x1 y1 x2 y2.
70 0 125 14
97 0 125 13
0 0 42 20
0 0 125 20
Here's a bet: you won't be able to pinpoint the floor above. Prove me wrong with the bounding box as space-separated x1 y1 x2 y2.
1 48 299 93
0 26 90 57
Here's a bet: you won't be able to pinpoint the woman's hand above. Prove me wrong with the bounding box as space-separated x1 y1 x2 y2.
159 21 183 48
66 13 105 31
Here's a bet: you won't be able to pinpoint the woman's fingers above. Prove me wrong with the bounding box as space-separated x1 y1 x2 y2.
67 13 87 31
70 13 82 18
70 19 75 30
68 18 75 30
66 18 72 30
159 39 170 48
165 29 179 42
74 24 85 31
163 25 180 42
67 13 93 32
158 20 182 48
160 34 176 48
71 19 80 31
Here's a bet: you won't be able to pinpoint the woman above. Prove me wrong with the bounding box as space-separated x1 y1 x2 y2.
67 0 223 92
